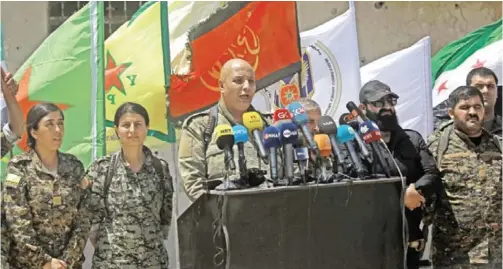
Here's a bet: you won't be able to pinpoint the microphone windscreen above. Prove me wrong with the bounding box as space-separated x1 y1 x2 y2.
243 111 264 131
318 115 338 135
314 134 332 157
359 120 382 143
294 147 309 161
273 108 292 123
232 124 249 144
215 124 235 150
278 122 299 145
263 126 281 148
336 124 356 144
339 113 359 129
286 102 308 125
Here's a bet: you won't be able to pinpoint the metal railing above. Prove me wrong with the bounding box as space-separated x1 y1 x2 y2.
48 1 145 38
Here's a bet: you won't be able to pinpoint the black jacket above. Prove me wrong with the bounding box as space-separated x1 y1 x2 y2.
362 127 441 241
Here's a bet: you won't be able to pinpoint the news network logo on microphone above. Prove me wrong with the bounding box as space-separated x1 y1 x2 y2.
264 132 280 140
360 125 370 134
359 121 381 142
282 129 298 138
287 103 306 117
217 126 233 136
294 147 309 161
277 110 291 120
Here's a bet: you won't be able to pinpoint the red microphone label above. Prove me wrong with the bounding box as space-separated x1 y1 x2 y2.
273 109 292 122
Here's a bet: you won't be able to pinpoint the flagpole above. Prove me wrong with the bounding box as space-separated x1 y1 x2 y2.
90 1 106 160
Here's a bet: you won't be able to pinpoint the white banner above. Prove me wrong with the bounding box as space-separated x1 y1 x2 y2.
252 5 361 120
360 37 433 139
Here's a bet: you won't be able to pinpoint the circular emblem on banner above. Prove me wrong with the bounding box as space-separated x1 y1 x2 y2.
274 41 342 116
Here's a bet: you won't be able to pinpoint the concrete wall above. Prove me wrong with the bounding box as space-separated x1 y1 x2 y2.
1 1 49 72
1 1 501 72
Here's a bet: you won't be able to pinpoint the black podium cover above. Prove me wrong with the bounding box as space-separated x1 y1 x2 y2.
177 178 405 269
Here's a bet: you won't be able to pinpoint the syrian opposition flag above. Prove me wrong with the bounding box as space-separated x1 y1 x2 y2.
431 19 502 126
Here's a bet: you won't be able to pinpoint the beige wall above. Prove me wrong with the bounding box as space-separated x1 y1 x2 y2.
1 1 49 72
1 1 502 72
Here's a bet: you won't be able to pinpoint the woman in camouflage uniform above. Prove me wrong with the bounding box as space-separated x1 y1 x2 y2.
81 102 173 269
2 103 89 269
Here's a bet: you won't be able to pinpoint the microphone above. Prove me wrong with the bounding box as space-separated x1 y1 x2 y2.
314 134 332 158
314 134 332 182
278 121 299 185
359 120 392 177
317 115 347 175
346 101 369 122
336 125 366 179
243 111 268 163
262 126 281 185
294 147 309 184
286 102 320 156
232 124 249 178
273 108 292 125
339 113 359 132
339 113 371 160
215 124 236 171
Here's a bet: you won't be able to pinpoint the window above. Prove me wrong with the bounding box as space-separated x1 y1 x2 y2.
48 1 146 38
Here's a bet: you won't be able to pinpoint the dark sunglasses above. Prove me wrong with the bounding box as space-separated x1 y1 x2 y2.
368 97 398 108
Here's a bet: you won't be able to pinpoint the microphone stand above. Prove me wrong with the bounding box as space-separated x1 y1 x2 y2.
237 143 248 180
370 143 391 178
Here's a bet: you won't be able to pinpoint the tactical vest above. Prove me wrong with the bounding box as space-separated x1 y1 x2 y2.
434 124 502 169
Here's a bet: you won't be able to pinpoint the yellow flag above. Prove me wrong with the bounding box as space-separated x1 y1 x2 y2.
104 1 172 153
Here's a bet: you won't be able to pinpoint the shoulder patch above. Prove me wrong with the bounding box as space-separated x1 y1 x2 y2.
5 173 21 188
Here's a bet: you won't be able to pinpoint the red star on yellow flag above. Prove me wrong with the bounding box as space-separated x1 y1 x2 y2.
105 51 131 95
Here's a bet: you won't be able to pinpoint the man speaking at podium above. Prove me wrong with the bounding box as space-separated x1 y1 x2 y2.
358 80 441 269
178 59 275 201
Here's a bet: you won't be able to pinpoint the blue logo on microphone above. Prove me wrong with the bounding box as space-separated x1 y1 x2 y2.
232 125 249 144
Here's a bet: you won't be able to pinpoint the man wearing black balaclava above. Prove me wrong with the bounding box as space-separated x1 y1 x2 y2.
358 80 441 269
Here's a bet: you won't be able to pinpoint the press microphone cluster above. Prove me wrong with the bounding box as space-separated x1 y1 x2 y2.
211 99 397 192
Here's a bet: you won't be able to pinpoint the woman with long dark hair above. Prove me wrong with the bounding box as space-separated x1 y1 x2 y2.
82 102 173 268
2 103 89 269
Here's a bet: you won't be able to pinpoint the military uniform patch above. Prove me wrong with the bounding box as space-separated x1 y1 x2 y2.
5 174 21 188
52 196 62 206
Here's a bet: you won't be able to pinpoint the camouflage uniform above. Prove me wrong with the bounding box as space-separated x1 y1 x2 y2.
1 123 18 158
1 124 17 268
435 115 502 137
2 150 88 269
178 100 277 201
427 125 502 268
81 146 173 269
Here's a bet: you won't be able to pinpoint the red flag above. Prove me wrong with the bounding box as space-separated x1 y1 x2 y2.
169 1 301 120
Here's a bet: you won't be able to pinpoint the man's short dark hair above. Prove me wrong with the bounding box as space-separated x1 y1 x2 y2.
466 67 498 85
448 86 485 109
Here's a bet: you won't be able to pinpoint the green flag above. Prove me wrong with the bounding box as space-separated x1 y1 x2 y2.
2 2 106 171
431 20 502 123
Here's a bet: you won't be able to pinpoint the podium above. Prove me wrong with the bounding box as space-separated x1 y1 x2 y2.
177 178 405 269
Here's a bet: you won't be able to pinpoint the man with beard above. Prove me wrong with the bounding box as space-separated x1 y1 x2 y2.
358 80 441 269
427 86 501 268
